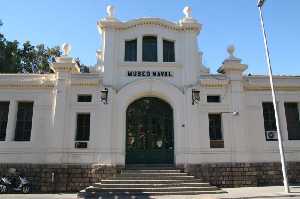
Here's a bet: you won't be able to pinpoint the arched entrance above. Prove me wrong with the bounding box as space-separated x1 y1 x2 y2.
126 97 174 165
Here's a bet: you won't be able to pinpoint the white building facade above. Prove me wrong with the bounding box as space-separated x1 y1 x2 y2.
0 6 299 191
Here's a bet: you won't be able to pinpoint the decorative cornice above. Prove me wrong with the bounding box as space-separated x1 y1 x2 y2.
0 74 56 89
244 75 300 91
51 63 80 73
71 81 100 87
244 85 300 91
199 77 229 88
98 18 201 34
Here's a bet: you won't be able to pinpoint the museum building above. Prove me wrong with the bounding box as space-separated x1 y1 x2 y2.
0 5 300 192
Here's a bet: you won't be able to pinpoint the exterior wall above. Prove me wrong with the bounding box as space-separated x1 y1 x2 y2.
185 162 300 188
0 10 300 190
0 164 120 192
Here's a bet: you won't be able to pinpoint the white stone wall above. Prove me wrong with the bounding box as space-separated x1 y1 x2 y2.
0 13 299 166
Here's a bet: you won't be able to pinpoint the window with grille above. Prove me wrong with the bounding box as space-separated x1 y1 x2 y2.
208 113 224 148
125 39 137 61
142 36 157 62
77 95 92 102
163 40 175 62
0 102 10 141
14 102 34 141
75 113 90 141
284 102 300 140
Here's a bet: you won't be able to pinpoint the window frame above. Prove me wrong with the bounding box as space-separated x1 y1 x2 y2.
284 102 300 140
14 101 34 142
163 39 175 62
207 95 221 103
142 35 158 62
208 113 224 148
77 94 92 103
124 38 137 62
75 113 91 142
0 101 10 141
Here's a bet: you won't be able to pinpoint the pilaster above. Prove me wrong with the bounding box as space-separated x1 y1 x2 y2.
218 45 248 161
49 43 80 162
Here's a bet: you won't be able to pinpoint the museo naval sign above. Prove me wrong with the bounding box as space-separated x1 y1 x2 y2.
127 70 173 77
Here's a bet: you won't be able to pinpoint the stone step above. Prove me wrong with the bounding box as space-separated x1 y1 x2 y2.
125 164 174 169
78 167 223 198
101 179 204 184
119 172 188 177
94 182 212 188
113 175 195 180
85 186 220 192
122 169 181 173
78 189 226 198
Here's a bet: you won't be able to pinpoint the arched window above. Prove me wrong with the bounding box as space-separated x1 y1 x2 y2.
142 36 157 62
125 39 137 61
163 40 175 62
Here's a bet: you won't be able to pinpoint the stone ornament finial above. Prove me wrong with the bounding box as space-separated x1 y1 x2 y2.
227 45 236 59
106 5 115 18
183 6 192 19
61 43 71 56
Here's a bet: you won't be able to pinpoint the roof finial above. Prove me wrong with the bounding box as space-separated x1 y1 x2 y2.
106 5 115 18
183 6 192 19
61 43 71 56
227 45 235 59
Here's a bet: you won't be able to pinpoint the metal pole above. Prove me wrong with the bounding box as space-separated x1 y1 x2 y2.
257 0 290 193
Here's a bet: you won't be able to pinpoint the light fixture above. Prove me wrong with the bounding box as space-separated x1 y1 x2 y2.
192 89 200 105
100 88 108 104
221 111 239 116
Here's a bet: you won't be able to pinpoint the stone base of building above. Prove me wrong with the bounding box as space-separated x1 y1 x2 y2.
0 162 299 192
0 164 122 193
184 162 300 188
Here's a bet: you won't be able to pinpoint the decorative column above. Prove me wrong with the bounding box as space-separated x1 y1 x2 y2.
217 45 248 162
97 5 120 87
5 100 17 141
179 6 202 86
49 43 80 162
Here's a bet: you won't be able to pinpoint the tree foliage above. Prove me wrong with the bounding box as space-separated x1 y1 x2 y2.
0 20 61 73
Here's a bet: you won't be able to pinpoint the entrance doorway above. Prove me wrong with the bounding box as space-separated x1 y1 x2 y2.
126 97 174 165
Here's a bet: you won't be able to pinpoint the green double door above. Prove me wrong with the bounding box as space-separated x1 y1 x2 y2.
126 97 174 165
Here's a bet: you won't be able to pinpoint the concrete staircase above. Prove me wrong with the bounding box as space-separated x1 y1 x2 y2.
78 166 225 198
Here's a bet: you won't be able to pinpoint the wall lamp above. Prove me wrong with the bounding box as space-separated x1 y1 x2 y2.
100 88 108 104
192 89 200 105
221 111 239 116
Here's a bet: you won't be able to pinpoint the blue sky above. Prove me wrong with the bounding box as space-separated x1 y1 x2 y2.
1 0 299 75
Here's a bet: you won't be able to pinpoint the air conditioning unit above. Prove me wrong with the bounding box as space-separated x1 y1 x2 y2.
265 131 278 141
75 141 88 149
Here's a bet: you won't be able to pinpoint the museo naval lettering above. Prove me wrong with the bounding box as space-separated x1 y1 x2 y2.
127 70 173 77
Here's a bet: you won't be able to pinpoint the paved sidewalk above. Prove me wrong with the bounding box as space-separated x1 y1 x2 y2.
0 186 299 199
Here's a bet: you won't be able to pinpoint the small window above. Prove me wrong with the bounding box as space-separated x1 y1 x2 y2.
207 95 221 103
14 102 34 141
76 113 90 141
125 39 137 61
0 102 10 141
163 40 175 62
142 36 157 62
284 102 300 140
77 95 92 102
209 114 224 148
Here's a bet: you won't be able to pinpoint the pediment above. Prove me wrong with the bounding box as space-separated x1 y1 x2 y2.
98 17 201 33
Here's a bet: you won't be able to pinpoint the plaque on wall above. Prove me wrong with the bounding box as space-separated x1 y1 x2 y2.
127 70 173 77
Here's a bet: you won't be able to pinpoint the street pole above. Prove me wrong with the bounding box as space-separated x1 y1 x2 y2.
257 0 290 193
